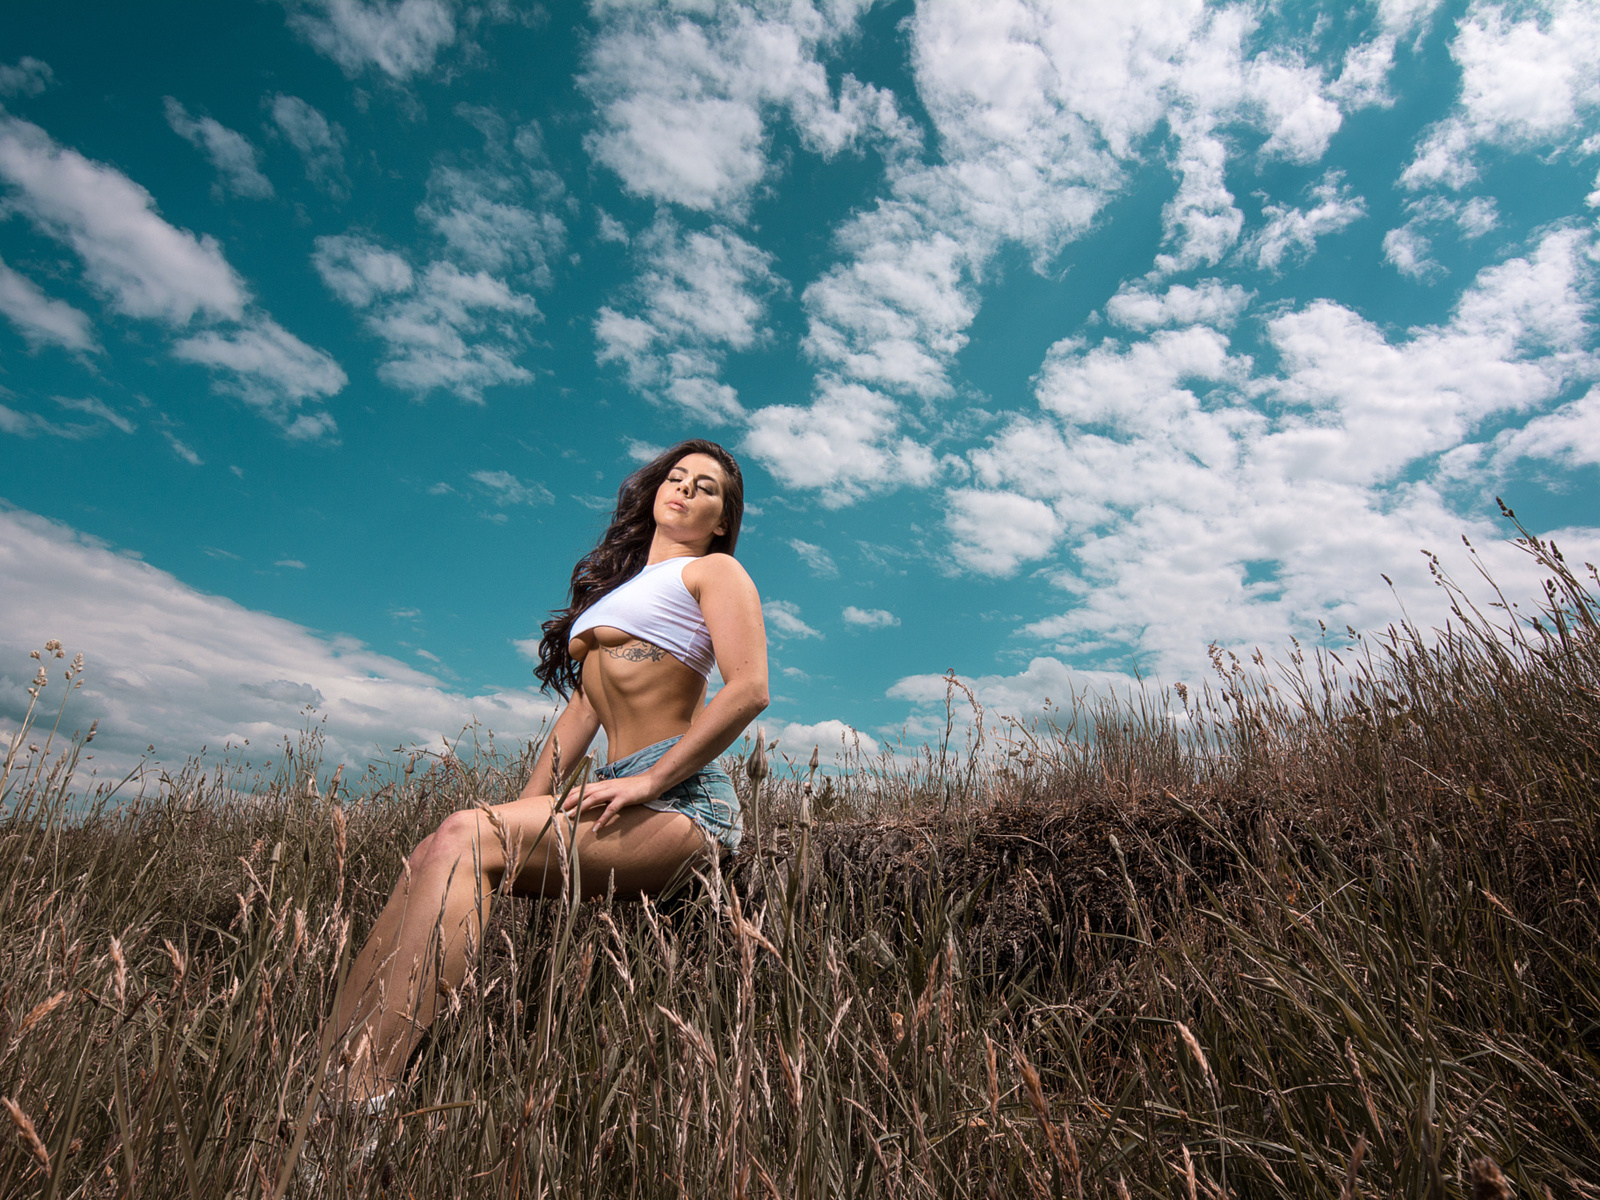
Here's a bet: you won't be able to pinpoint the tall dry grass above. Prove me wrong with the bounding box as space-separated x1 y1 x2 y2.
2 516 1597 1198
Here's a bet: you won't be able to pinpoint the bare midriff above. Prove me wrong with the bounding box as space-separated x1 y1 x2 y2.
568 626 708 760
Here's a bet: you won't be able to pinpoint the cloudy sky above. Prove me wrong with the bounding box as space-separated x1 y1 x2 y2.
2 0 1598 776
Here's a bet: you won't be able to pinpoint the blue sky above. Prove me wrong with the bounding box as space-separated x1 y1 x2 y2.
2 0 1598 775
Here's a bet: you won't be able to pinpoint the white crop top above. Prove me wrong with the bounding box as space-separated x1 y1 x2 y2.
569 557 715 678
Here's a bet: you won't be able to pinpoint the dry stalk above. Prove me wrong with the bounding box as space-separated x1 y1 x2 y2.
1340 1134 1367 1200
18 990 69 1036
3 1096 51 1178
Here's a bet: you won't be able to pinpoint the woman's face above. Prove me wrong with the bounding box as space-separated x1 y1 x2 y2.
654 452 728 547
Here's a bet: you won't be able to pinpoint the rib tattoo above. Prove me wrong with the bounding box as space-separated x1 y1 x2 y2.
604 642 668 663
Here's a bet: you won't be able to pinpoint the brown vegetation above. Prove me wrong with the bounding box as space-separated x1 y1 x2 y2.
2 517 1597 1197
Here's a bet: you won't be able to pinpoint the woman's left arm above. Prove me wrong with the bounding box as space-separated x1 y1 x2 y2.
577 554 769 830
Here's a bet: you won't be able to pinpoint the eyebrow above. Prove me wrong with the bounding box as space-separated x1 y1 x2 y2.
670 469 720 485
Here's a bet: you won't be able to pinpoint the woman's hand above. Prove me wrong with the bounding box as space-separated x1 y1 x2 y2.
560 771 664 833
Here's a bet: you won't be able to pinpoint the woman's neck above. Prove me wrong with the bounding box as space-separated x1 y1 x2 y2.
645 531 710 564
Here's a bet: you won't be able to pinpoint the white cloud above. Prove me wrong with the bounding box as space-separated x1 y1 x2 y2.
748 0 1377 495
742 380 938 505
171 317 347 438
1478 386 1600 471
580 0 1404 499
0 395 132 440
470 469 554 506
1405 194 1503 241
313 117 559 402
0 256 97 352
312 233 414 306
314 237 540 402
801 205 979 401
759 717 880 764
595 219 778 422
0 113 343 433
1454 195 1500 238
418 162 566 283
842 605 898 629
762 599 821 640
0 56 54 98
1151 7 1349 273
788 538 837 577
1032 325 1244 437
1383 224 1441 280
283 0 456 80
1402 0 1600 190
1383 196 1503 281
581 0 902 215
268 94 349 198
1328 0 1446 109
0 506 557 773
889 657 1140 725
1106 279 1251 331
1155 113 1244 275
624 438 664 463
163 432 204 466
1242 170 1366 273
0 401 121 444
957 227 1599 684
0 113 247 325
53 396 133 434
796 0 1204 402
367 262 539 401
1402 119 1477 191
1152 6 1346 274
163 97 274 200
944 489 1062 576
596 210 630 245
0 404 49 438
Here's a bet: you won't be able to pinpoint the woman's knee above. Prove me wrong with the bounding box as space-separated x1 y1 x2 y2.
412 810 496 873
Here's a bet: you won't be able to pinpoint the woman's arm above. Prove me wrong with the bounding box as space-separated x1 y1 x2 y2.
571 554 769 830
519 687 602 801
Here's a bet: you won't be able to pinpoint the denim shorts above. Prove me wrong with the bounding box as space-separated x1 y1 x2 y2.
595 735 742 853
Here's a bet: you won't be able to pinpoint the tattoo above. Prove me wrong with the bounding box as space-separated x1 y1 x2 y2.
604 641 668 663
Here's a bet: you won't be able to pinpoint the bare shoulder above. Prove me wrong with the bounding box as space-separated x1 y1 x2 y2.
683 553 759 599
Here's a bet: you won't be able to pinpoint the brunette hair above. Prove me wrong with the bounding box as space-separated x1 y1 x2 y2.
534 439 744 697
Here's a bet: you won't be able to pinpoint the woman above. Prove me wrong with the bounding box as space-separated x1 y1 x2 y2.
328 439 768 1106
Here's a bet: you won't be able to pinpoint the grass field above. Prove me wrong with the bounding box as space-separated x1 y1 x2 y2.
3 519 1597 1198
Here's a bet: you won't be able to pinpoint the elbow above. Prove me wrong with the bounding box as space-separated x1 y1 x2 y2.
748 681 770 715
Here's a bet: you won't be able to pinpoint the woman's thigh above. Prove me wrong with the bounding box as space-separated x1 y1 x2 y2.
487 793 710 898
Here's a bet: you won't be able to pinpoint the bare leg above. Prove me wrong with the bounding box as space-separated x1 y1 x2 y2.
329 794 707 1099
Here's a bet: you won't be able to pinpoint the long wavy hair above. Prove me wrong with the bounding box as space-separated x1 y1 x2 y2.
534 439 745 697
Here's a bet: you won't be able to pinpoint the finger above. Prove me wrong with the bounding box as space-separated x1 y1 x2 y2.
580 790 614 813
563 785 606 813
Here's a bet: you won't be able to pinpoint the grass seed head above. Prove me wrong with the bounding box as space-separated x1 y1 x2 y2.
162 938 186 981
3 1096 50 1177
19 990 69 1035
1176 1021 1213 1087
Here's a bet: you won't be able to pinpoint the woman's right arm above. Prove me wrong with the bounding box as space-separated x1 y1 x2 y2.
519 687 601 800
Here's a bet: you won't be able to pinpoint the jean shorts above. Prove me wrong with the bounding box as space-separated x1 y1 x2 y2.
595 735 742 854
